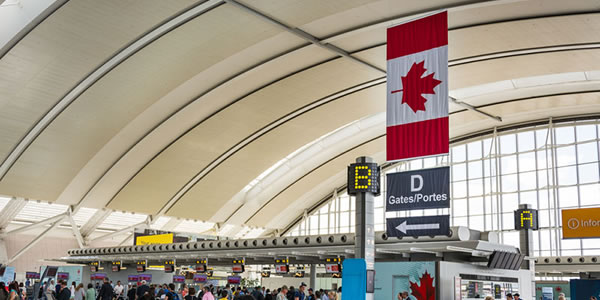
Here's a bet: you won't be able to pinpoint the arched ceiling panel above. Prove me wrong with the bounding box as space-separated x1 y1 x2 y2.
0 4 299 202
167 83 386 220
76 45 335 209
0 0 200 168
247 137 385 228
109 56 382 214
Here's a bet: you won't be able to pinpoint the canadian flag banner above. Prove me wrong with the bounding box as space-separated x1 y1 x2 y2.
386 11 449 162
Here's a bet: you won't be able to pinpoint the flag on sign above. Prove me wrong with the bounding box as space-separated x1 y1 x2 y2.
386 11 449 162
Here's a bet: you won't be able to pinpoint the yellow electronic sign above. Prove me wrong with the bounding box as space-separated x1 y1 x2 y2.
232 259 245 264
347 162 380 195
514 209 538 230
135 233 173 245
562 207 600 239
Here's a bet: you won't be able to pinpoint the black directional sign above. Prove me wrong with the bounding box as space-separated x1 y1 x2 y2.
386 166 450 211
386 215 450 237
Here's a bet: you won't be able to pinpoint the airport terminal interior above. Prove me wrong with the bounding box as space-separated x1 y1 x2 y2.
0 0 600 299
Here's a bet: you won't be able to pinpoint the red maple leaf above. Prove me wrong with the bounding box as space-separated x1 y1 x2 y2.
391 61 442 113
409 271 436 300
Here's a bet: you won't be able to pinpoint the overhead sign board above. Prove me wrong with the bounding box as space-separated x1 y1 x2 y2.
562 207 600 239
347 162 381 195
386 166 450 211
386 215 450 237
514 208 539 230
135 233 173 245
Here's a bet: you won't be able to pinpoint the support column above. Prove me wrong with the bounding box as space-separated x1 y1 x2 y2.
353 156 376 300
310 264 316 290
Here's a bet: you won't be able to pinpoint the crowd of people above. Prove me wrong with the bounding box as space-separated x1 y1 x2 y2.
0 278 341 300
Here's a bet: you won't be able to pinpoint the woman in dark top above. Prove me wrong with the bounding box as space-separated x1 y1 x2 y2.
184 288 196 300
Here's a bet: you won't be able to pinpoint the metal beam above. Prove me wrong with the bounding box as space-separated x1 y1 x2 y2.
67 207 85 248
223 0 385 74
8 216 66 264
0 197 27 230
450 97 503 122
160 218 183 231
118 233 133 246
90 219 148 242
80 209 112 238
1 212 68 236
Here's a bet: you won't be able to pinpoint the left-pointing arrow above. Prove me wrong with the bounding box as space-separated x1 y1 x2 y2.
395 221 440 234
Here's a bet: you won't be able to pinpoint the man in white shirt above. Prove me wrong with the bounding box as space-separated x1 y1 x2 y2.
276 286 288 300
114 281 124 298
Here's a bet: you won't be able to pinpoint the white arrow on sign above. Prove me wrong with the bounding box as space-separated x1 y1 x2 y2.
396 221 440 234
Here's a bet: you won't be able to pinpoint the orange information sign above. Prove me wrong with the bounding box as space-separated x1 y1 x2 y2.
562 207 600 239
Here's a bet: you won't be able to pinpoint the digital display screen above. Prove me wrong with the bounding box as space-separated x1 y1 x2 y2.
57 272 69 280
261 271 270 278
112 265 120 272
275 264 289 274
514 209 539 230
195 264 206 273
136 265 145 273
172 275 185 283
193 274 207 283
164 265 174 273
90 266 98 272
232 264 244 273
46 267 58 277
138 274 152 282
227 276 241 285
26 272 40 279
325 264 341 274
91 273 106 280
294 271 305 278
128 275 139 282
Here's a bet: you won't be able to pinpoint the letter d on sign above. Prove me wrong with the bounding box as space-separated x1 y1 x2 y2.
411 175 423 192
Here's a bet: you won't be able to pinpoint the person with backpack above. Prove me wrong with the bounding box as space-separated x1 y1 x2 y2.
165 284 179 300
97 278 113 300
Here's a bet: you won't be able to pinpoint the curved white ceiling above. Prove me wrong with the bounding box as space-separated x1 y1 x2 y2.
0 0 599 235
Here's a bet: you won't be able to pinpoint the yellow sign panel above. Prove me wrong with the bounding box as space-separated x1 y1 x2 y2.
562 208 600 239
135 233 173 245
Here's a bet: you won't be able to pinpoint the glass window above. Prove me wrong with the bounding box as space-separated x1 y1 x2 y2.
469 215 484 231
453 217 468 227
467 141 482 160
468 160 483 179
453 199 468 217
519 152 536 172
453 181 467 198
453 144 466 162
502 193 519 213
453 163 467 181
555 126 575 144
536 128 549 147
578 163 599 184
580 184 600 206
537 150 549 169
576 124 596 142
520 191 538 208
501 174 518 192
577 142 599 164
558 186 579 208
501 155 518 174
556 146 577 167
468 179 484 196
519 171 537 191
469 197 484 215
500 134 517 154
518 131 536 151
557 166 577 186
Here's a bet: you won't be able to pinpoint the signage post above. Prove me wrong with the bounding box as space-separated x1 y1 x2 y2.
346 156 380 300
515 204 537 270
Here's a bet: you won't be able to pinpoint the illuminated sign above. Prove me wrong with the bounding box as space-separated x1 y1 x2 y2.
138 274 152 282
57 272 69 280
136 260 146 273
275 264 289 274
195 259 207 273
332 273 341 278
172 275 185 283
135 233 173 245
111 261 121 272
294 271 305 278
514 209 539 230
25 272 40 279
325 258 341 274
90 262 99 273
347 162 380 195
128 275 139 282
261 271 271 278
193 274 207 283
562 207 600 239
227 276 241 285
164 260 175 273
232 259 244 273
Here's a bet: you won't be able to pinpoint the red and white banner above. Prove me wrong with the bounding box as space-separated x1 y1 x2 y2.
386 11 448 162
